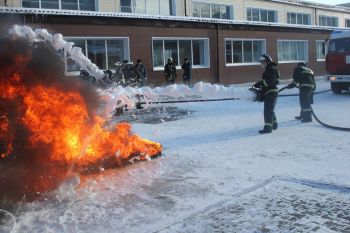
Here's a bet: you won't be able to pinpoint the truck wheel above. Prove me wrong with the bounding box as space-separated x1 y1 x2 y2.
331 83 342 94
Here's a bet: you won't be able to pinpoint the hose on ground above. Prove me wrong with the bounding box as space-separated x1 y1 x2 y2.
278 85 350 131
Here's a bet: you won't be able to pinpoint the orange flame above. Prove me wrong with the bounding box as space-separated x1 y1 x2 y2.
0 43 162 170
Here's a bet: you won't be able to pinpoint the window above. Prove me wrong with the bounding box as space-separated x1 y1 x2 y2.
225 39 266 65
64 38 130 74
287 12 311 25
152 38 209 70
192 2 232 20
120 0 175 15
329 37 350 53
22 0 95 10
319 15 338 27
277 40 308 62
346 19 350 28
316 40 325 61
247 8 277 23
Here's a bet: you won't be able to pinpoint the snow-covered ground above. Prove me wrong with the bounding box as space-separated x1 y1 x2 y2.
3 80 350 233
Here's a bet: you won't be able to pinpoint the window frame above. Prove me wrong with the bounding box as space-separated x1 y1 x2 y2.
192 1 233 20
63 37 130 75
224 38 267 66
287 12 311 25
319 15 339 27
246 7 277 23
151 37 210 71
120 0 175 16
345 19 350 28
21 0 97 10
316 40 326 61
277 39 308 63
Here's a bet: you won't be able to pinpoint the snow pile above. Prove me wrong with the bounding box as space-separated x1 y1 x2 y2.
8 25 105 80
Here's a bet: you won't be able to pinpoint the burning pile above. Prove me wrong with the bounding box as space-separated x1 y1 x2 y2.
0 36 161 201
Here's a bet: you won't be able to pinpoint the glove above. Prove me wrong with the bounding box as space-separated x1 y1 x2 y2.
253 81 263 88
287 83 296 89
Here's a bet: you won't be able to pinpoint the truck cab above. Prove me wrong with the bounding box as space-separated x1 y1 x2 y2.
325 30 350 94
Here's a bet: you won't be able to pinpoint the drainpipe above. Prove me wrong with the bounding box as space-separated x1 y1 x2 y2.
216 23 220 84
184 0 188 17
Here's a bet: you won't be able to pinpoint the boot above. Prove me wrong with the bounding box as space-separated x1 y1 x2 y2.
272 122 278 130
295 116 302 120
259 125 272 134
301 118 312 123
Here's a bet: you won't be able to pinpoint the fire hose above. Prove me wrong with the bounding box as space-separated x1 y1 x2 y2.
278 85 350 132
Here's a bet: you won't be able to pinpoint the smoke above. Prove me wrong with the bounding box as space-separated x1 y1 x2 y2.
0 36 99 202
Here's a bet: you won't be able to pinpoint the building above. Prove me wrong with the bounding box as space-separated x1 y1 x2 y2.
1 0 350 86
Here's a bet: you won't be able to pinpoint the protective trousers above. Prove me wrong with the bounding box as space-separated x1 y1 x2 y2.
299 86 314 121
264 91 278 128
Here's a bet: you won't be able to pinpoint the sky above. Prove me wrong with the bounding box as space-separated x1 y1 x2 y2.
305 0 350 5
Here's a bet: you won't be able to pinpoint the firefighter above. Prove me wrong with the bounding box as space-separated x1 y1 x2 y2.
253 54 280 134
134 59 147 87
164 57 177 85
287 62 316 122
181 57 192 86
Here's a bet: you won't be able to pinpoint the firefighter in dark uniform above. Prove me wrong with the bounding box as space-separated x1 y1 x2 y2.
253 54 280 134
287 62 315 122
134 59 147 87
181 57 192 86
164 57 177 85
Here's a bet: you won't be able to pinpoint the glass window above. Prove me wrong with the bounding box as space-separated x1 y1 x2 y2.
87 40 107 70
316 41 325 61
193 40 205 65
225 41 232 64
329 37 350 53
200 4 210 18
22 0 40 8
121 0 132 12
247 8 277 23
192 3 200 17
268 10 276 22
346 19 350 28
79 0 95 11
232 41 242 63
260 10 268 22
107 40 125 69
221 6 230 19
152 38 209 69
192 2 232 19
226 39 265 65
212 5 221 19
164 40 178 66
41 0 59 9
22 0 95 10
153 40 164 68
61 0 78 10
319 15 338 27
179 40 192 64
277 40 308 62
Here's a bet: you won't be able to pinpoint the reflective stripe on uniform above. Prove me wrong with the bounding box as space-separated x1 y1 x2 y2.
302 108 312 112
265 123 273 127
263 80 268 87
300 84 314 88
265 89 279 95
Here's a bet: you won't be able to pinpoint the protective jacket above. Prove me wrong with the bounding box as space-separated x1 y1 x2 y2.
291 65 316 90
254 62 280 96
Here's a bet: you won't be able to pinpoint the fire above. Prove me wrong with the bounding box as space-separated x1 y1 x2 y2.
0 37 161 170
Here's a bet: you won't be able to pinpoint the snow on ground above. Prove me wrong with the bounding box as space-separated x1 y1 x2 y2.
3 80 350 233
